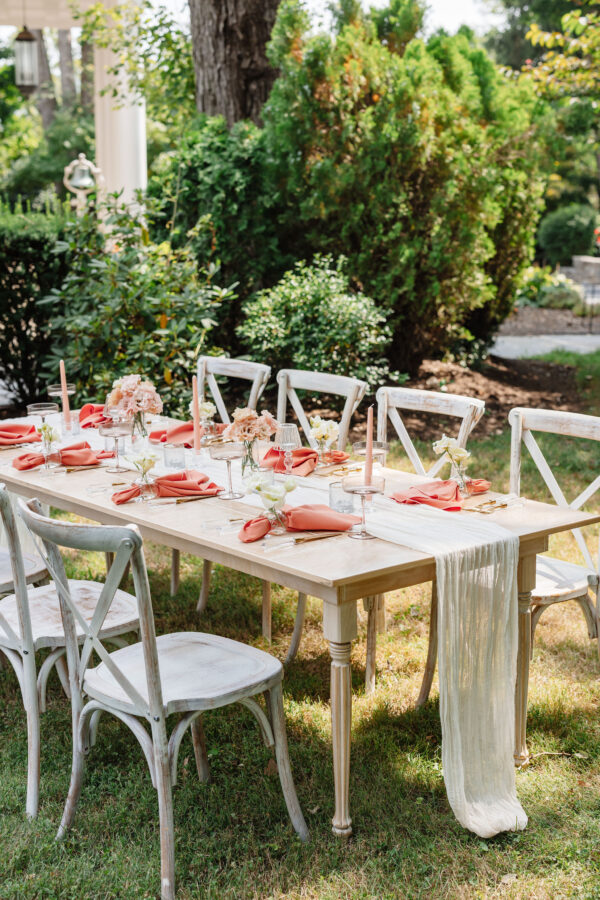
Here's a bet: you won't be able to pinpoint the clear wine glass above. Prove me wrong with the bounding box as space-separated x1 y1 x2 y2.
209 441 245 499
352 440 388 472
342 473 385 540
99 420 132 473
26 403 60 471
274 424 301 475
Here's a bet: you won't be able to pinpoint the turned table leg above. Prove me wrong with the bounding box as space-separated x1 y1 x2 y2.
515 553 535 766
363 596 377 696
323 600 357 837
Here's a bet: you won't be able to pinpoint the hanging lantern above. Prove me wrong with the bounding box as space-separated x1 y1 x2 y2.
14 26 38 96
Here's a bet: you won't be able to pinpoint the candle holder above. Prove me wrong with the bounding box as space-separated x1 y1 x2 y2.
209 442 245 499
48 382 75 435
342 474 385 540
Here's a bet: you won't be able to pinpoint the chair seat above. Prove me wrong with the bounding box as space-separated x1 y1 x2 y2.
533 556 597 605
0 579 138 651
84 632 283 716
0 547 47 594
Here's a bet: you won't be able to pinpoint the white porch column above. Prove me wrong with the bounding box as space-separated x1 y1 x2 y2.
93 44 147 202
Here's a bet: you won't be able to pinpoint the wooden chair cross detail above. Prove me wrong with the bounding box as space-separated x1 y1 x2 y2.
198 356 271 424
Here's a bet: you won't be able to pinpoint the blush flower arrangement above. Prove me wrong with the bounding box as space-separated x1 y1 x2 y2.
223 408 279 477
105 374 163 440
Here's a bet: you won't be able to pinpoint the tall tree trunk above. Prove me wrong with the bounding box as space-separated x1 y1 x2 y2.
80 40 94 114
58 29 76 108
32 29 57 131
188 0 280 127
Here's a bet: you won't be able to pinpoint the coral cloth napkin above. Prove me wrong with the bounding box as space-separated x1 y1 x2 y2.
111 470 223 505
239 503 360 542
0 423 41 446
12 441 114 471
79 403 110 428
261 447 319 477
391 478 491 512
149 421 227 447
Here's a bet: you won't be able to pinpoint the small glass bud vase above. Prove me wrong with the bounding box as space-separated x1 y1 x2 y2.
450 462 469 498
132 411 148 445
241 439 260 479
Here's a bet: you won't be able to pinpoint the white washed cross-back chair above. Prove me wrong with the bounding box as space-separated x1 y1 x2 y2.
375 386 486 701
275 368 368 665
170 355 272 606
0 492 47 595
18 499 308 900
509 407 600 658
276 369 367 452
0 485 138 819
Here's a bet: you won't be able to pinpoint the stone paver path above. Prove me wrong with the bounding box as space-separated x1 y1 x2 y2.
491 333 600 359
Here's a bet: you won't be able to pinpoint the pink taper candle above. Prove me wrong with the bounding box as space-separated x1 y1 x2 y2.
365 404 373 485
59 359 72 430
192 375 202 454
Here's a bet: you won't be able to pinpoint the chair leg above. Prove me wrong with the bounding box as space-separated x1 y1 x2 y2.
170 550 180 598
153 735 176 900
285 593 307 667
576 594 598 640
262 581 272 643
190 717 211 783
55 655 71 700
266 683 309 842
57 721 87 839
416 580 438 709
23 654 40 818
364 597 378 696
196 560 212 614
105 552 114 573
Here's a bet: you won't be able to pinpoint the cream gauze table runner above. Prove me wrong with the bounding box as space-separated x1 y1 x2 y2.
368 499 528 838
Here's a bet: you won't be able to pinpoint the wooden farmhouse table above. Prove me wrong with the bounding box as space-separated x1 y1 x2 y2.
1 436 598 837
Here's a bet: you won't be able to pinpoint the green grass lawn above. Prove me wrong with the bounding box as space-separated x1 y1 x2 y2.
1 354 600 899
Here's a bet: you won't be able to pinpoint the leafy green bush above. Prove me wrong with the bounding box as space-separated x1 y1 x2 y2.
42 197 233 417
0 205 69 406
148 118 291 349
260 1 546 373
516 266 582 309
238 255 395 387
538 203 598 267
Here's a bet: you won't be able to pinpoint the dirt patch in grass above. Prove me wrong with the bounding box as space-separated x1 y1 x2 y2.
348 355 582 442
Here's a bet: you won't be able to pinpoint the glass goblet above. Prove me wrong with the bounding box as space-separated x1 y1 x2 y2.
352 440 389 474
99 421 132 473
274 424 301 476
209 441 245 499
342 473 385 540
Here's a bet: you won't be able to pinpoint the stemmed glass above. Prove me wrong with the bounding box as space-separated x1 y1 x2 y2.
209 442 245 500
26 402 60 471
99 420 132 474
352 440 388 472
274 424 301 476
342 473 385 540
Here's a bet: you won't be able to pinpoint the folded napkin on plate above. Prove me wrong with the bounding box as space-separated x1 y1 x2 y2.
0 423 41 446
12 441 113 471
261 446 319 477
112 469 223 505
391 478 490 512
149 421 227 447
239 503 360 542
79 403 110 428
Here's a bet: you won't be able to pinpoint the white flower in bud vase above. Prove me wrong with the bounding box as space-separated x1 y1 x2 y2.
309 415 339 445
190 399 217 421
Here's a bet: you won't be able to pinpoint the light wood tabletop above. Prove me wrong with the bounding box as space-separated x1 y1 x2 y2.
1 442 598 837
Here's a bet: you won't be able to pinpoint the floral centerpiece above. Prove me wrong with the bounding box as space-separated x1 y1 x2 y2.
245 472 296 533
432 434 471 496
223 408 279 477
105 374 163 441
309 415 339 463
126 451 159 500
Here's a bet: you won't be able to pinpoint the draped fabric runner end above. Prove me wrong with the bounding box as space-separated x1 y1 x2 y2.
368 500 527 838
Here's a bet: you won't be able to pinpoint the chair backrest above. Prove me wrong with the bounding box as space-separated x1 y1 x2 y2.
0 485 34 653
197 356 271 424
376 386 485 477
276 369 368 450
17 498 164 721
509 406 600 573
